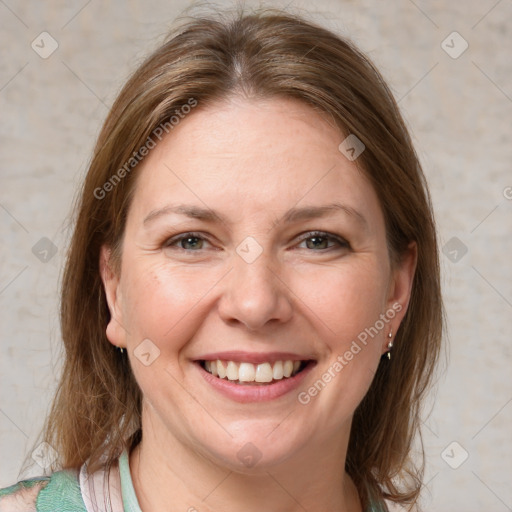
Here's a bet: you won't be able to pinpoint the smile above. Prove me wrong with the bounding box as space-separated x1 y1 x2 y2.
194 353 316 402
201 359 308 385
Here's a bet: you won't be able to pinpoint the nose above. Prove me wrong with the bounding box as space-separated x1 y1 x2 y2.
217 252 293 331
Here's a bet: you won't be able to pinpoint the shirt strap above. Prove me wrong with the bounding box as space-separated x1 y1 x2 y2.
79 457 124 512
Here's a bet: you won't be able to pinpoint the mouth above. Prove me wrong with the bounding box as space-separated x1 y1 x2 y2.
198 359 313 385
193 353 316 402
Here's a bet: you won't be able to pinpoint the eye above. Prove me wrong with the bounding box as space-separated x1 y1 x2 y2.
296 231 350 251
164 232 211 251
162 230 350 253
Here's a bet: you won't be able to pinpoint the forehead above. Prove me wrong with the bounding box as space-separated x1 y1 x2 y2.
127 96 383 228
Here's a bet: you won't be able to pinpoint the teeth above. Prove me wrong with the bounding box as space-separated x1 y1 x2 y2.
255 362 273 383
226 361 238 381
272 361 284 379
217 360 226 379
203 359 305 384
283 360 293 378
239 362 256 382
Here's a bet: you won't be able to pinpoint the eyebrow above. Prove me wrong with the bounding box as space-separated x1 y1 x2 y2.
143 202 368 229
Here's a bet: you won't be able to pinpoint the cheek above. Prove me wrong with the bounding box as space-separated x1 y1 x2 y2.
119 261 223 349
292 255 389 342
119 262 220 408
292 258 388 415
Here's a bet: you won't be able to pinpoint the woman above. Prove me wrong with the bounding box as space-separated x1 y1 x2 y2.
0 7 442 512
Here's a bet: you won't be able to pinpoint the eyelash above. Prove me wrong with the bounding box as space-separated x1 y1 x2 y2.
163 231 350 252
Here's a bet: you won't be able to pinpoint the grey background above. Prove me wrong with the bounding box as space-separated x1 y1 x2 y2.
1 1 511 510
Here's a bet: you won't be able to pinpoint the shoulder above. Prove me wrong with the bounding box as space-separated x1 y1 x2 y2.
0 477 49 512
0 468 86 512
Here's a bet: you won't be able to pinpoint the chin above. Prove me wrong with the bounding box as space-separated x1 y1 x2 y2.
195 421 310 473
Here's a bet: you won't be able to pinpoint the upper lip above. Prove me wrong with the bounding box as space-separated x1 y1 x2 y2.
194 351 315 364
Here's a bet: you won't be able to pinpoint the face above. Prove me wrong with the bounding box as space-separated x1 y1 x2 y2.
101 96 415 471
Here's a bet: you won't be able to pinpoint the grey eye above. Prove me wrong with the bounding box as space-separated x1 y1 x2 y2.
177 236 204 250
305 235 330 250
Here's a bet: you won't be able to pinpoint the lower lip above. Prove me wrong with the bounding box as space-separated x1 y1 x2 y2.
195 361 315 403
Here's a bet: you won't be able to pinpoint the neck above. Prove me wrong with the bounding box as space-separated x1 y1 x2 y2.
129 407 362 512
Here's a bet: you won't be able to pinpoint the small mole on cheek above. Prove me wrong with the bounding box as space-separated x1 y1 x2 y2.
151 272 161 285
144 268 162 288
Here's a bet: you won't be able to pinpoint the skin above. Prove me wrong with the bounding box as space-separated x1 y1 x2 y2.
100 96 416 512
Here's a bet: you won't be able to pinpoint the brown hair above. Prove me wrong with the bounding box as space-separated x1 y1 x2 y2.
34 6 443 509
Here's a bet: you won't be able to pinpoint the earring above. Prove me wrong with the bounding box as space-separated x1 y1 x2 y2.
386 332 393 360
118 346 124 354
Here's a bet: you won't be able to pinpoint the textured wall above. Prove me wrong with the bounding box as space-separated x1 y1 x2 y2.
1 1 511 510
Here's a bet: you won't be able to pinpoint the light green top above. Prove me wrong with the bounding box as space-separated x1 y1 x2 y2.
119 450 142 512
0 450 387 511
0 449 141 512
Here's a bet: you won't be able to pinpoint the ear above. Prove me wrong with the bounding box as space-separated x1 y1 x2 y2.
382 241 417 353
99 245 126 349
